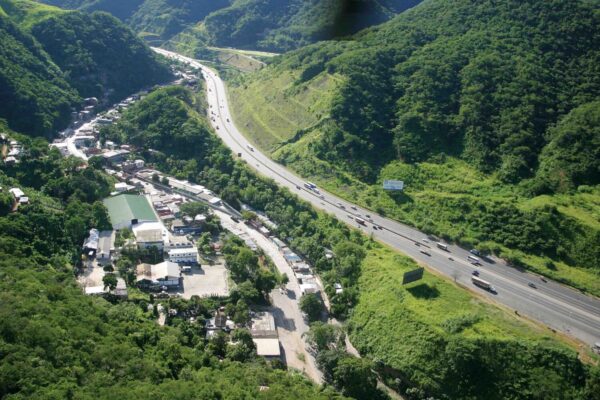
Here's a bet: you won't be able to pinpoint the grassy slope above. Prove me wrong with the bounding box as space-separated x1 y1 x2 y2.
0 0 65 29
225 31 600 297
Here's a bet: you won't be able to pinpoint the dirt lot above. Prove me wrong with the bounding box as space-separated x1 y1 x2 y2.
180 260 229 298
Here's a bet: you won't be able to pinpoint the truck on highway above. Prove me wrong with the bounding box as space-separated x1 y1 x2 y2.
472 276 492 291
436 242 448 251
304 181 317 190
355 217 366 225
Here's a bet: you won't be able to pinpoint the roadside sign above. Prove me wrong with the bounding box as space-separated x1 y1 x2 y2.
383 180 404 191
402 267 424 285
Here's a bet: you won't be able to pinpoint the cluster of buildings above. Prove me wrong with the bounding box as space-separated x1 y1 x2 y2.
271 238 320 295
1 134 22 165
8 187 29 209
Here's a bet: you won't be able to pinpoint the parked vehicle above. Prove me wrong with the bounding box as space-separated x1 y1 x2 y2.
181 266 192 273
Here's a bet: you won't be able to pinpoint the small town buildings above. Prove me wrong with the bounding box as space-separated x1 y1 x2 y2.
96 230 115 265
101 149 130 165
82 228 100 258
168 247 199 264
250 312 280 359
300 282 319 295
165 235 194 251
103 194 158 229
133 226 164 251
9 187 24 199
136 261 180 289
114 182 134 192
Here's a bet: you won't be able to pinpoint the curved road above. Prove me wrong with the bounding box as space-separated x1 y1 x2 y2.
153 48 600 348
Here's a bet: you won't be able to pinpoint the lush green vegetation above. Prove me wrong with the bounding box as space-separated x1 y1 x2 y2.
29 10 172 101
349 244 600 399
0 10 78 136
39 0 423 52
228 0 600 292
100 84 600 399
0 0 171 137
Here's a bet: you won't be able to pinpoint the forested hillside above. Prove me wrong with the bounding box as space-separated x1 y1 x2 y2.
228 0 600 292
0 11 78 136
0 0 170 137
37 0 422 51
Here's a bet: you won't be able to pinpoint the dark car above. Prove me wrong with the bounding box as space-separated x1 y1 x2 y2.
470 249 481 256
528 282 537 289
472 270 480 276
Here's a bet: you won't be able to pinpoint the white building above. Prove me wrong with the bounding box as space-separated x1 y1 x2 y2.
136 261 180 288
168 247 199 264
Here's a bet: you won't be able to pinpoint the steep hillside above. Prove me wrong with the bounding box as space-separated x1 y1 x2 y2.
38 0 422 51
0 11 78 136
29 10 171 101
0 0 170 137
228 0 600 292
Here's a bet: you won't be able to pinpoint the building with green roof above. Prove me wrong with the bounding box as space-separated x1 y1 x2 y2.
103 194 157 229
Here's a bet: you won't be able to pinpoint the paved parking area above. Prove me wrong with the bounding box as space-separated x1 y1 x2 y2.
181 262 229 298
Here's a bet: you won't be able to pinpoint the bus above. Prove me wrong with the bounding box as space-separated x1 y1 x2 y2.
304 181 317 190
355 217 366 225
436 242 448 251
472 276 491 290
468 255 481 265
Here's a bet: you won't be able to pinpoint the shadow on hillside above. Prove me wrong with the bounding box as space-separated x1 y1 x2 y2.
407 283 440 299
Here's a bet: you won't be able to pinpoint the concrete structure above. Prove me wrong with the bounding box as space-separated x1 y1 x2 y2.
103 194 157 229
250 311 280 358
101 149 130 164
253 338 281 358
165 235 193 251
136 261 180 289
97 230 115 265
168 247 198 264
133 226 164 251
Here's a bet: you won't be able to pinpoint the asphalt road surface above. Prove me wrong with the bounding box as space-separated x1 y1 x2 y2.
153 48 600 348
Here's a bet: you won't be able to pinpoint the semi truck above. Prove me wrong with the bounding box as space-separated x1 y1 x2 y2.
472 276 495 293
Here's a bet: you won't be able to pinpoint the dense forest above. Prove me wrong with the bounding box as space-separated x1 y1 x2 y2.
0 0 170 137
37 0 422 51
229 0 600 290
100 85 600 400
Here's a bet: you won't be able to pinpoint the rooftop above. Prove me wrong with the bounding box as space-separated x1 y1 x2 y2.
103 194 157 228
136 261 180 282
253 338 281 357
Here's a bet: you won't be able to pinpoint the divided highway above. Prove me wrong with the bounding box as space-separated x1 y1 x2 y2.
153 48 600 348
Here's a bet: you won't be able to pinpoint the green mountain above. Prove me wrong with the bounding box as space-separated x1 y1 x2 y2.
0 0 171 137
37 0 422 51
228 0 600 291
0 9 78 136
